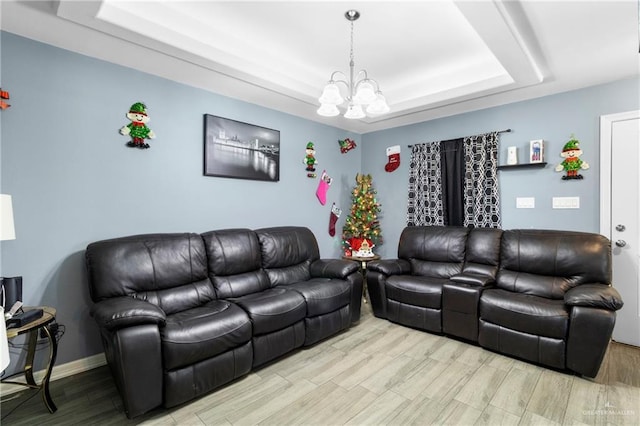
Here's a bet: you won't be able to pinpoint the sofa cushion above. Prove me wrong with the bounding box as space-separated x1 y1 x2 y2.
284 278 351 317
462 228 503 278
386 275 447 309
480 289 569 339
86 233 214 315
230 288 306 335
161 300 252 370
397 226 469 278
497 230 611 299
202 229 271 298
256 226 320 286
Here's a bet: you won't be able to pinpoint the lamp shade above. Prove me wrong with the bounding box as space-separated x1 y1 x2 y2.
344 103 365 119
317 103 340 117
318 83 344 105
353 80 377 105
0 194 15 241
366 92 391 115
0 307 9 372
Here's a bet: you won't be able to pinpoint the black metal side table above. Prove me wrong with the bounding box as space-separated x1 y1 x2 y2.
343 254 381 303
2 306 58 413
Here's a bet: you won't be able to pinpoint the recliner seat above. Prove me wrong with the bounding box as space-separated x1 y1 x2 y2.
86 226 363 418
367 226 623 379
369 226 470 333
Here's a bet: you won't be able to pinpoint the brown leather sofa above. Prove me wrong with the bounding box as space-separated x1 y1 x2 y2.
367 226 623 378
85 226 363 418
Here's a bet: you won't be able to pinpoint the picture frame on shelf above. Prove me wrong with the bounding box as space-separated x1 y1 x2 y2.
529 139 544 164
203 114 280 182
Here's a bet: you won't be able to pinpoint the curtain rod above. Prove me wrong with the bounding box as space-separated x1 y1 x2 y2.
407 128 511 148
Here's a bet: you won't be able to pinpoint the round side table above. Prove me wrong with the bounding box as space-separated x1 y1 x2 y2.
3 306 58 413
343 254 381 303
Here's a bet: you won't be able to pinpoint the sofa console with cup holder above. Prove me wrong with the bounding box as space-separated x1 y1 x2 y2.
366 226 623 378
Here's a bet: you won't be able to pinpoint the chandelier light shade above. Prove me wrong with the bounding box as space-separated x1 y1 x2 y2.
344 103 365 119
317 103 340 117
318 10 390 119
318 83 344 105
366 92 391 115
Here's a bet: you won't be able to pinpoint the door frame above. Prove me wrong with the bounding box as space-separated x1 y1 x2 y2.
599 110 640 238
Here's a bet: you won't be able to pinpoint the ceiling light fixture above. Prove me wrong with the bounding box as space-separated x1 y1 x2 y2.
317 10 390 119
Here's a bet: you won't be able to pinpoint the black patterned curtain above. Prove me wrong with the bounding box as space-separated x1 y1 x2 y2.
407 142 443 226
463 132 501 228
407 132 501 228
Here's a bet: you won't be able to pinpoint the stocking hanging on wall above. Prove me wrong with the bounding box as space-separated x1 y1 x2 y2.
329 203 342 236
385 145 401 172
316 170 332 205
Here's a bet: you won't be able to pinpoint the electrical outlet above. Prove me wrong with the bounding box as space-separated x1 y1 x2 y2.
552 196 580 209
516 197 535 208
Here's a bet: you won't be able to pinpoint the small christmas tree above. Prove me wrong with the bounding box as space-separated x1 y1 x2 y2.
342 173 382 255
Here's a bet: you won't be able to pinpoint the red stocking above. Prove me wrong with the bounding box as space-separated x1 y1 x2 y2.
385 145 401 172
329 203 341 236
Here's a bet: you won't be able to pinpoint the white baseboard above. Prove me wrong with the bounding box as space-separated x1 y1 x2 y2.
0 352 107 397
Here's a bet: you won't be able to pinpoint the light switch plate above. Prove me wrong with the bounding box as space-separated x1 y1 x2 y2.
552 196 580 209
516 197 535 208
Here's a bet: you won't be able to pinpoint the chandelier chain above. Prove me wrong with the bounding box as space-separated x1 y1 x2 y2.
350 20 354 64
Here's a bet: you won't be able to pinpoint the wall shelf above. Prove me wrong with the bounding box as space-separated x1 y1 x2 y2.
497 162 547 170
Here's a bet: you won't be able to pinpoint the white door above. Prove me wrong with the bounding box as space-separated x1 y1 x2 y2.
600 110 640 346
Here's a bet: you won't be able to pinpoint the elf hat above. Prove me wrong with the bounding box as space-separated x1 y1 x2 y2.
562 138 580 152
129 102 148 115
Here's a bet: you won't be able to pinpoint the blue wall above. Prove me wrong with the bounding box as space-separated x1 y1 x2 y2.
362 77 640 258
1 30 638 368
0 32 360 368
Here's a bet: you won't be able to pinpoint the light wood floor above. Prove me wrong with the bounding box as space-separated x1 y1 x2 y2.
2 303 639 425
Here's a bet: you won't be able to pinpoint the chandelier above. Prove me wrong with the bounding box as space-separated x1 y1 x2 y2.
317 10 390 119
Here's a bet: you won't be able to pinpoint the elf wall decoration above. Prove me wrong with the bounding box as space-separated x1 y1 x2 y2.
120 102 156 149
555 135 589 180
304 142 317 177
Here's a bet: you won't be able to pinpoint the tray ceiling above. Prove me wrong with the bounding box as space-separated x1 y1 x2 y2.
2 1 639 133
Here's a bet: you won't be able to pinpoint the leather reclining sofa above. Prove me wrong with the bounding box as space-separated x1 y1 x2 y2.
85 226 363 418
367 226 623 378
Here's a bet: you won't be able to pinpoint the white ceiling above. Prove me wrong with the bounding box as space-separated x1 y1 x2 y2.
2 0 639 134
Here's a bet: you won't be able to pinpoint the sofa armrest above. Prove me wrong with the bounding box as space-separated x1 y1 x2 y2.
450 273 495 287
90 297 166 331
367 259 411 276
564 284 624 311
310 259 359 279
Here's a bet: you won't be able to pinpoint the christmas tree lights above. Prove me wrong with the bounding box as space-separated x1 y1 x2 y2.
342 174 382 255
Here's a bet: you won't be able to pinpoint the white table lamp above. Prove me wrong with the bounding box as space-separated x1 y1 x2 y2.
0 194 16 371
0 307 9 371
0 194 16 241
